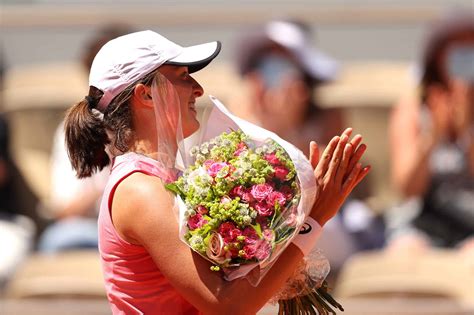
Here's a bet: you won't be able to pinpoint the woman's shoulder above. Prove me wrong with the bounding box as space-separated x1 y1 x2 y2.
111 169 174 244
115 171 171 211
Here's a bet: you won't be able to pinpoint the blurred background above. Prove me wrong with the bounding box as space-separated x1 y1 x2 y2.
1 1 473 314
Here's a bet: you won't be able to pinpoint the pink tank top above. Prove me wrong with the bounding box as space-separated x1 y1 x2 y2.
98 152 199 315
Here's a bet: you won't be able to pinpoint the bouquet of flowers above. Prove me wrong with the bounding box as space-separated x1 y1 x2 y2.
166 129 301 276
166 96 343 313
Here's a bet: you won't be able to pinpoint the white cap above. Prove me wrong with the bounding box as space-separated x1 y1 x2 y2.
236 20 339 83
89 30 221 110
265 21 339 82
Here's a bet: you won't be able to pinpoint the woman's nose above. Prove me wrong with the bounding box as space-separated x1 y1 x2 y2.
192 77 204 97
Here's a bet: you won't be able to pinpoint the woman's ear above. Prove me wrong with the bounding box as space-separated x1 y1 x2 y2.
133 84 154 107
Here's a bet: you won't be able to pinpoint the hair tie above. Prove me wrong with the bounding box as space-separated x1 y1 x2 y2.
85 95 97 109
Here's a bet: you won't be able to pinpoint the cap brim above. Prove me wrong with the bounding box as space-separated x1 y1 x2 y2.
297 46 340 82
166 41 221 73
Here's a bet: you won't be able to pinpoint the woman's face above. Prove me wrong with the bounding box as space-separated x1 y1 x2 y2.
439 32 474 84
157 65 204 138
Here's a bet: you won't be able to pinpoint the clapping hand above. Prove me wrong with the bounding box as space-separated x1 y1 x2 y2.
308 128 370 226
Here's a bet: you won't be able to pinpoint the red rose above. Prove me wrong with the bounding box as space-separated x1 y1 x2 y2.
274 166 289 181
230 185 245 198
254 202 274 217
242 227 259 245
188 214 207 230
218 222 242 243
250 183 273 202
264 153 281 165
241 244 257 260
254 240 271 260
196 205 208 215
280 185 294 200
267 191 286 207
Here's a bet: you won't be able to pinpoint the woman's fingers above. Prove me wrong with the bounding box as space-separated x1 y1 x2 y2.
347 142 367 174
335 142 353 184
350 134 362 150
342 163 371 193
315 136 339 176
309 141 319 169
342 127 353 139
326 134 349 180
354 165 371 187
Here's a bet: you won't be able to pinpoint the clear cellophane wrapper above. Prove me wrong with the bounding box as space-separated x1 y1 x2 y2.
151 73 342 312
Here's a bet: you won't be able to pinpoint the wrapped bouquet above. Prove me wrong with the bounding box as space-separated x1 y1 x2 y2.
167 129 301 279
166 96 343 313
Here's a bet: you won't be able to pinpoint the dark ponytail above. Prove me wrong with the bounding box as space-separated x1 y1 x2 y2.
64 70 158 178
64 86 110 178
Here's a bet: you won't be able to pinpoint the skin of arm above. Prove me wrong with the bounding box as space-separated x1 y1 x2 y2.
389 95 438 197
111 129 369 314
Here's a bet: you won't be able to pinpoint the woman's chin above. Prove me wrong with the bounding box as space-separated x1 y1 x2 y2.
183 120 201 138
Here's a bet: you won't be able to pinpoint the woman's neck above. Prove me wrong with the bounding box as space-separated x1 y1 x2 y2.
130 138 178 168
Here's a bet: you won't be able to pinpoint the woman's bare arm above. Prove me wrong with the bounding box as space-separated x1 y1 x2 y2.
112 129 368 314
389 96 435 197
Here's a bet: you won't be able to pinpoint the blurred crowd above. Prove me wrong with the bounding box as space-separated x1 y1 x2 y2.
0 6 473 308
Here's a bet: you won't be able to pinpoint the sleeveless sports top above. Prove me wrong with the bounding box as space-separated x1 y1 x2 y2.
98 152 199 314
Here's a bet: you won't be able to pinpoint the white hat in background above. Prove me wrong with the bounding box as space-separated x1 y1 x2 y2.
235 19 339 83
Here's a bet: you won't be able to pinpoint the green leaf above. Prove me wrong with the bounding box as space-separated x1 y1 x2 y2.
252 223 262 238
165 183 182 196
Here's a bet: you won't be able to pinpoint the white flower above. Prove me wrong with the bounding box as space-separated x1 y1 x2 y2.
200 143 209 154
196 154 205 163
187 167 212 189
189 235 204 249
195 185 210 198
190 146 199 157
239 206 249 216
243 215 252 225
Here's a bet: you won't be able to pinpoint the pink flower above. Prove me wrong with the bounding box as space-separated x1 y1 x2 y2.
234 142 248 156
256 216 269 229
196 205 208 215
188 213 207 230
250 183 273 202
254 202 274 217
241 244 257 260
242 240 271 260
206 232 226 264
241 192 254 203
262 229 275 242
230 185 245 198
264 153 281 165
231 186 255 203
254 240 271 260
267 191 286 207
207 162 228 177
218 222 242 243
280 185 294 200
204 160 214 168
274 166 289 181
242 227 259 245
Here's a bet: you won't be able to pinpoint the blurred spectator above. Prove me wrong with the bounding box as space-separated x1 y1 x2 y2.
232 19 384 274
38 24 134 252
387 11 474 252
0 56 39 284
233 19 342 154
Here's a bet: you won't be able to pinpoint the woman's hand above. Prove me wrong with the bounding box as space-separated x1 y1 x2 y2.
308 128 370 226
